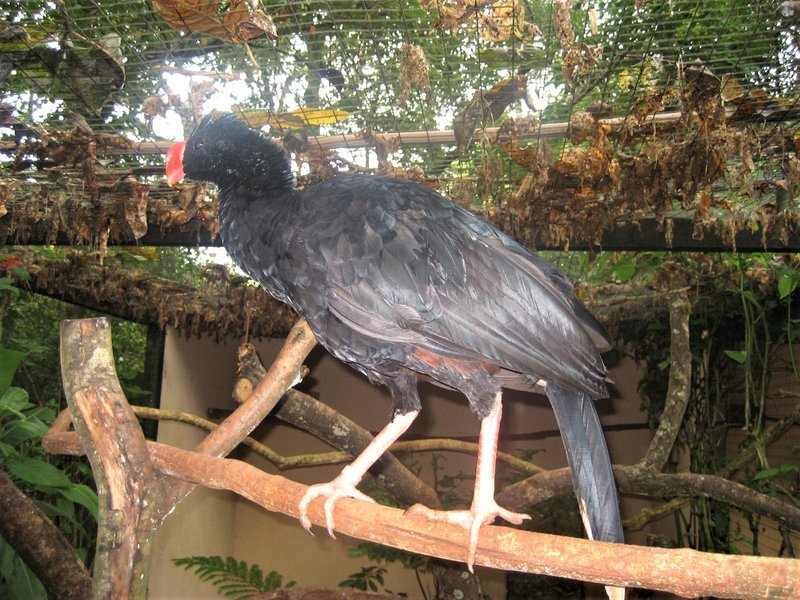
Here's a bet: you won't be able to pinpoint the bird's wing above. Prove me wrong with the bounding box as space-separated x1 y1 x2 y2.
297 176 608 396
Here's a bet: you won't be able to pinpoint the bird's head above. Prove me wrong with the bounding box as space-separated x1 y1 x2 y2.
166 112 294 193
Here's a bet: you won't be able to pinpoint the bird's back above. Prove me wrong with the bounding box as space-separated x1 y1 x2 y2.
221 174 609 402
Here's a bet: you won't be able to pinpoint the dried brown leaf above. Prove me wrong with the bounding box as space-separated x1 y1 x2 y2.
398 43 432 106
125 180 150 240
152 0 277 43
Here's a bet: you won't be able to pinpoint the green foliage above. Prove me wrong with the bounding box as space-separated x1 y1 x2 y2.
615 251 800 555
0 541 46 600
173 555 294 599
0 264 98 597
339 565 388 594
0 364 98 597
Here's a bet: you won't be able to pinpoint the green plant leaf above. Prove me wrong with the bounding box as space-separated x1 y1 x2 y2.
724 349 747 364
7 456 72 488
0 386 31 416
613 258 636 282
778 273 797 299
0 348 26 395
752 463 799 481
60 484 99 519
0 441 15 456
1 418 48 446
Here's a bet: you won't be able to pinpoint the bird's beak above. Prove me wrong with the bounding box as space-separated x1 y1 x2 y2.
165 141 187 185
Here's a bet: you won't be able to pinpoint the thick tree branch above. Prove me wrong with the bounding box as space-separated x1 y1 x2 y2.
497 463 800 532
11 247 297 339
622 401 800 530
163 318 318 507
639 291 692 472
58 318 168 599
43 428 800 599
0 470 93 600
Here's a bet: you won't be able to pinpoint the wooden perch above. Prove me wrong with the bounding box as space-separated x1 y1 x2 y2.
44 412 800 598
43 317 800 599
57 318 168 598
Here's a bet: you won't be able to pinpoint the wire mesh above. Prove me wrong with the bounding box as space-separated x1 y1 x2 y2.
1 0 799 247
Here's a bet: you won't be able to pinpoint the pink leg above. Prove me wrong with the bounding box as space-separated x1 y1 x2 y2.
407 392 529 570
299 410 419 537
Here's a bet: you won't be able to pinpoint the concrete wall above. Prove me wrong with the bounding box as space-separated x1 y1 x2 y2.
149 330 673 599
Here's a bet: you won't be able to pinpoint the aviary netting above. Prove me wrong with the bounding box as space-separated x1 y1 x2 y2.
2 2 800 598
1 0 799 254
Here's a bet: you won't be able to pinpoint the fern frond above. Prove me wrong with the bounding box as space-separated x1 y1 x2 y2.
173 555 295 599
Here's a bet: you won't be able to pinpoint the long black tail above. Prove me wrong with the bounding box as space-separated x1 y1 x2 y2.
546 382 624 545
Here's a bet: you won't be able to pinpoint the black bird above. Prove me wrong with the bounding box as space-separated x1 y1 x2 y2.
166 113 624 586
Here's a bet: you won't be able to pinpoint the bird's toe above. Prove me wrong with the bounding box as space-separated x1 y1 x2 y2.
298 478 375 537
406 500 529 571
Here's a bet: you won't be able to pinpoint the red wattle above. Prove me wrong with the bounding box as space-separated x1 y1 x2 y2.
165 141 187 185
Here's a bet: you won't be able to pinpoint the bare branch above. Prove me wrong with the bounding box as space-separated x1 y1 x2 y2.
44 429 800 599
497 463 800 532
623 402 800 529
58 318 167 598
164 319 317 507
639 290 692 471
0 470 92 600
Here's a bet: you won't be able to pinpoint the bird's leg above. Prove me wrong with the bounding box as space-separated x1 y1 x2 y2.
299 409 419 537
407 392 530 570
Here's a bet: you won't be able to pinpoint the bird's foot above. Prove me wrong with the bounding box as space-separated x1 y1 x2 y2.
298 470 375 537
406 501 529 570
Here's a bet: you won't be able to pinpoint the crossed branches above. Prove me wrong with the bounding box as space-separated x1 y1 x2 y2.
43 303 800 598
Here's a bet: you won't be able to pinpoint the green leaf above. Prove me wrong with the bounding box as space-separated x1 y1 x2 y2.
0 441 16 457
0 386 31 415
0 419 48 446
0 348 26 395
613 258 636 282
752 464 799 480
0 277 19 295
59 484 99 519
7 456 72 488
778 273 797 299
724 349 747 364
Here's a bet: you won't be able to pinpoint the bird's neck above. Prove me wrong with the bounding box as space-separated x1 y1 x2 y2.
213 137 295 199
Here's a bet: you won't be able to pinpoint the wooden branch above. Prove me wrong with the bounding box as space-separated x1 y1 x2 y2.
11 247 297 339
164 319 318 507
617 470 800 532
233 343 438 507
131 404 543 474
497 463 800 533
58 318 168 599
276 389 440 508
44 317 800 598
234 342 545 476
0 470 93 600
639 291 692 471
43 429 800 598
623 402 800 530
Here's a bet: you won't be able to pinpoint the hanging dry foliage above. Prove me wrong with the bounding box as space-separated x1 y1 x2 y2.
398 43 433 106
453 75 529 154
423 0 541 42
553 0 602 86
152 0 277 43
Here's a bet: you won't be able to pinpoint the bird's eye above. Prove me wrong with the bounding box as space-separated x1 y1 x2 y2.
194 140 205 151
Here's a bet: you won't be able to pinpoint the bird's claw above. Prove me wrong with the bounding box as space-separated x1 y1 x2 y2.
406 501 530 571
299 476 375 537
